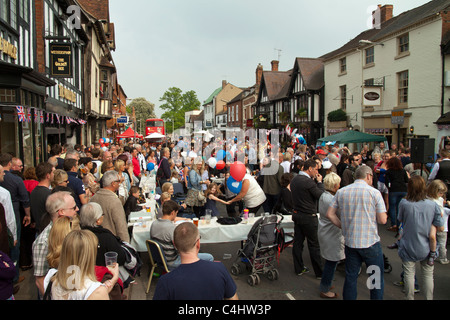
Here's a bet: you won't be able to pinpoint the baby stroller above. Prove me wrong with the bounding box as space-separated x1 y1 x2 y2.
230 214 285 286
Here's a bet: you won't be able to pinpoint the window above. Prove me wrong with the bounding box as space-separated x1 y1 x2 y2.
399 34 409 53
340 85 347 110
100 69 109 98
0 88 16 102
0 0 17 29
365 47 374 65
339 57 347 74
364 78 374 86
398 70 409 105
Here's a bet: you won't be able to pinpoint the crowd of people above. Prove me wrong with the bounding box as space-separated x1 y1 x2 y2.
0 134 449 300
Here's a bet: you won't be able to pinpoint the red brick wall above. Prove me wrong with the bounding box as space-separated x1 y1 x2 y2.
34 0 45 73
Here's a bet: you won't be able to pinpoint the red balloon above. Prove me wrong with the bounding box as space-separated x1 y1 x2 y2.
230 161 246 182
216 160 226 170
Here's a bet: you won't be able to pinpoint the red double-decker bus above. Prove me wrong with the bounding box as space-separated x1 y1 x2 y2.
146 118 165 136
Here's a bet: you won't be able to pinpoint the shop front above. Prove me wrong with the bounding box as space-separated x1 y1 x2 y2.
0 61 56 168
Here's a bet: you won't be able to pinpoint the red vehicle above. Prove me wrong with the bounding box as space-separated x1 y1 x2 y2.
146 118 165 136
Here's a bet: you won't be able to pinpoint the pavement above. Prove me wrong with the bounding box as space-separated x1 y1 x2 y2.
12 202 450 301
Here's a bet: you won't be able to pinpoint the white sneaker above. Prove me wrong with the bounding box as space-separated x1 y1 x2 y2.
439 258 450 265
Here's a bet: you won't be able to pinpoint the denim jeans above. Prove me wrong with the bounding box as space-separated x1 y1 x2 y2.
320 260 338 293
388 191 407 227
169 253 214 270
343 242 384 300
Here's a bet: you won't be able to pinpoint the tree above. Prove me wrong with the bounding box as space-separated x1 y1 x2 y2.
159 87 201 134
126 98 156 134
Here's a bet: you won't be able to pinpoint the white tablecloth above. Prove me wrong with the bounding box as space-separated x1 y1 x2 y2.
130 215 294 252
127 199 157 225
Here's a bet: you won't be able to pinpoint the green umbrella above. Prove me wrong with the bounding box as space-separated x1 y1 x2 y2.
318 130 387 144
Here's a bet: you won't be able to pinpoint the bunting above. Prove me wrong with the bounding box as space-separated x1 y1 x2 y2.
14 107 87 126
16 106 26 122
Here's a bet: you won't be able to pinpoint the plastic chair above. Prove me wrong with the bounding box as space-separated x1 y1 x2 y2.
145 239 170 294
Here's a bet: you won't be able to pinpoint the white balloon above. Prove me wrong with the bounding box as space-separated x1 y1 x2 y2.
208 157 218 168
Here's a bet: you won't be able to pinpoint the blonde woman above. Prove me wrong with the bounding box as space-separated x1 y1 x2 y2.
114 159 130 205
46 215 80 269
51 169 69 189
317 172 343 299
185 157 208 217
43 229 119 300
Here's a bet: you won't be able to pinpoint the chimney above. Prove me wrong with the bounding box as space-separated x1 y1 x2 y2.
373 4 393 28
222 80 227 89
271 60 279 72
256 63 263 87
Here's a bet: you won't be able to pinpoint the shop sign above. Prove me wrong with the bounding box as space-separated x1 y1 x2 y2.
58 85 77 103
363 87 382 106
0 36 18 60
49 42 73 78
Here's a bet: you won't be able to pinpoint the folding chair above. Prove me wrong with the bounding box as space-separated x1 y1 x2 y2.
145 239 170 294
172 183 186 201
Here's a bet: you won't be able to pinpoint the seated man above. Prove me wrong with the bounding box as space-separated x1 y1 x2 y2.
153 221 238 300
150 200 213 270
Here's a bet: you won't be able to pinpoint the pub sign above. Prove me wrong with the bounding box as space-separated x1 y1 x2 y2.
49 42 73 78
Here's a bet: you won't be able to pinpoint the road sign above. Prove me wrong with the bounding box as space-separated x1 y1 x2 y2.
117 116 129 124
391 110 404 125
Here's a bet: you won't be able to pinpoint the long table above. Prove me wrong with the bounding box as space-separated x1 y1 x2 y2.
130 214 295 252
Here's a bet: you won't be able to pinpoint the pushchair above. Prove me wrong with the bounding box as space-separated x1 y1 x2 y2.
230 214 286 286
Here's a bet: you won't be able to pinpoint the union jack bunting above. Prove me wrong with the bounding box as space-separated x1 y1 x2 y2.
16 106 26 122
56 114 60 124
34 109 39 123
27 108 32 122
40 110 44 124
78 119 87 125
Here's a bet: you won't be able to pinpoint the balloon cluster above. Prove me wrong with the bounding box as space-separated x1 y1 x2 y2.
293 134 306 145
99 138 111 151
207 150 246 194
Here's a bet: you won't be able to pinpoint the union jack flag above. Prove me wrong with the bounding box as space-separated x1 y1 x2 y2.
56 114 60 124
16 106 26 122
78 119 87 125
27 108 32 122
40 110 44 123
46 112 50 123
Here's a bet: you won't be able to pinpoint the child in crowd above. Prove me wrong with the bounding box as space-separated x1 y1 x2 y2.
427 180 450 265
123 186 142 221
203 183 228 217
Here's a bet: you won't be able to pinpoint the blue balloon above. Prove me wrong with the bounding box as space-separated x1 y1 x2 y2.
216 150 226 161
147 162 155 171
227 176 242 194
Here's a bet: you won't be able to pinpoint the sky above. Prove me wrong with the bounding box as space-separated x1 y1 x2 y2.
109 0 432 118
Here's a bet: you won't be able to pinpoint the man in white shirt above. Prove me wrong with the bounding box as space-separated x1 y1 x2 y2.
0 164 16 246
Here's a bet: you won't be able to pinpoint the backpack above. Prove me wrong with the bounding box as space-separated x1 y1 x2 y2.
121 241 142 278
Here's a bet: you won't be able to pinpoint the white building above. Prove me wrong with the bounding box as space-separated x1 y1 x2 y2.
321 1 450 150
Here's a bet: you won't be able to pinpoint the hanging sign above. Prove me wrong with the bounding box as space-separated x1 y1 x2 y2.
49 42 73 78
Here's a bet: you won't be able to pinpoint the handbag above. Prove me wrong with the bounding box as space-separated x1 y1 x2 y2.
197 191 206 201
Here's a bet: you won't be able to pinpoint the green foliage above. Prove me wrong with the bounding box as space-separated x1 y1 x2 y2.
159 87 201 133
126 98 156 133
327 109 347 122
